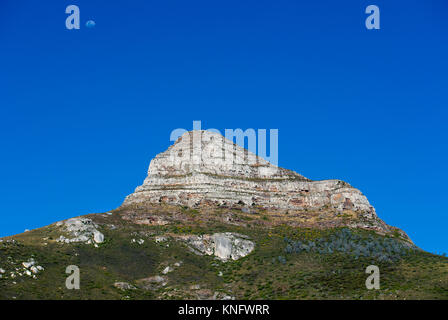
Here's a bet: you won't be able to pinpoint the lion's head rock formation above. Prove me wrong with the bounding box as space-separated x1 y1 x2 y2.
122 130 407 238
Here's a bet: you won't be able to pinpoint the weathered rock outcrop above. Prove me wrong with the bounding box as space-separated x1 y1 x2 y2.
56 218 104 245
122 130 401 236
179 232 255 261
114 282 136 290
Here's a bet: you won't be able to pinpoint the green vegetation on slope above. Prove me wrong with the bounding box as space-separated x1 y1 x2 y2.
0 208 447 300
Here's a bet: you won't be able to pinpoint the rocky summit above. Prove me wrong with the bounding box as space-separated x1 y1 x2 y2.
1 130 447 300
123 130 403 238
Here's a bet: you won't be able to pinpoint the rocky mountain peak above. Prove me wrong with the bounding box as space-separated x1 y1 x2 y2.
144 130 308 181
122 130 405 237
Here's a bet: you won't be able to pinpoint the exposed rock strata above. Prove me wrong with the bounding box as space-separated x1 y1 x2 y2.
122 130 403 236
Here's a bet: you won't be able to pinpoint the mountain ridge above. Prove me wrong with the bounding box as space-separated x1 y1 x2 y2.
122 130 409 241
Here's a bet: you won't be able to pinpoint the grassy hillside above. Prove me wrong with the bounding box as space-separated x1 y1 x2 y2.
0 204 447 300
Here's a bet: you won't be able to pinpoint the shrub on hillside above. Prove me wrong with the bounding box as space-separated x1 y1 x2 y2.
284 228 416 263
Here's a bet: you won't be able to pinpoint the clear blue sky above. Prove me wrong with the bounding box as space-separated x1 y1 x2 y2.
1 0 447 254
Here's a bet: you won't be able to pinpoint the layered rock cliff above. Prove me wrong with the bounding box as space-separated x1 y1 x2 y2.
122 130 405 238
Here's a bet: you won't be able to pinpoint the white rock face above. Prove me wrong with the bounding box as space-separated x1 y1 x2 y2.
180 232 255 261
56 218 104 245
213 233 255 261
93 231 104 244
